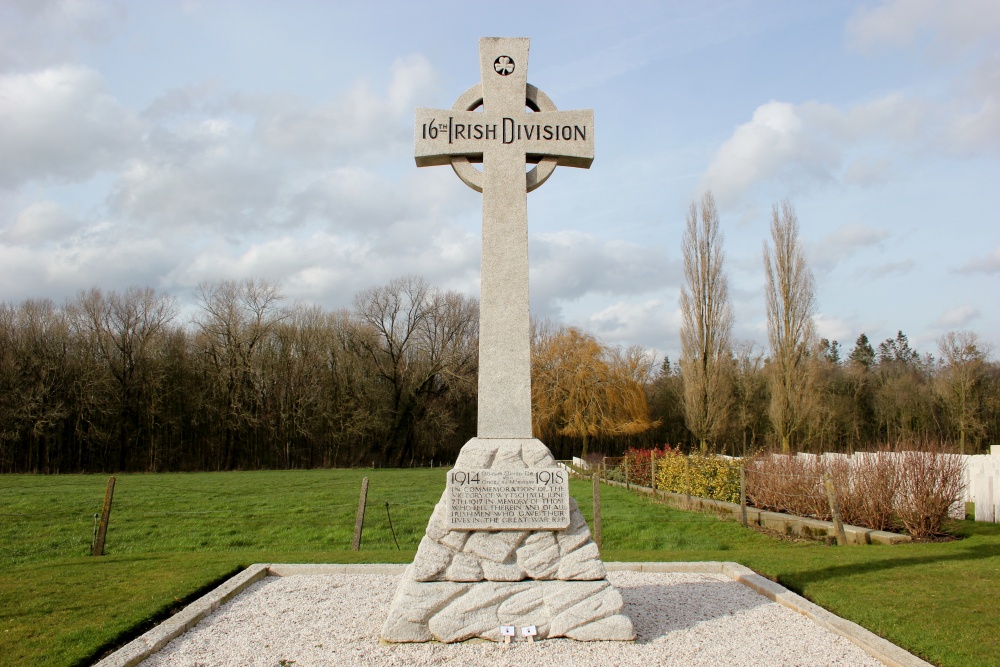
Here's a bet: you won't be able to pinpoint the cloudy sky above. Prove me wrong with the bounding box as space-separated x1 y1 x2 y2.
1 0 998 361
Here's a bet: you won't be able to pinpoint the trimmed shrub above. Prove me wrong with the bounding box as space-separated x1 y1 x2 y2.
849 451 900 531
609 448 742 503
617 445 676 487
616 444 965 538
655 451 741 503
745 454 829 519
744 445 965 537
895 447 966 538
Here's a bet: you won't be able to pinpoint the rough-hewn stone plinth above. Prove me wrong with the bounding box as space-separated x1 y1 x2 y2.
379 438 635 643
381 577 634 643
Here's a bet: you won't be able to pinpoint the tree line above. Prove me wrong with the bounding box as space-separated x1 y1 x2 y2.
0 276 481 473
669 192 999 456
2 201 997 473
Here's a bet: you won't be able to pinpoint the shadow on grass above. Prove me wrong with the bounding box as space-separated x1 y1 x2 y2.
777 542 1000 591
72 563 247 667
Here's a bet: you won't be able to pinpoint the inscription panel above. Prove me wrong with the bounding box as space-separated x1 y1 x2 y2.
446 468 570 530
414 109 595 168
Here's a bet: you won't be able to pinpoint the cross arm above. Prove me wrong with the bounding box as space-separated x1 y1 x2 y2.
414 107 595 169
414 108 490 167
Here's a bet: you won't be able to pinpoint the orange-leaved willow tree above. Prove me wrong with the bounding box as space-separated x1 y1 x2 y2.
531 325 658 458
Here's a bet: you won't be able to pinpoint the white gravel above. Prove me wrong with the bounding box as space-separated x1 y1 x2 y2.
139 571 884 667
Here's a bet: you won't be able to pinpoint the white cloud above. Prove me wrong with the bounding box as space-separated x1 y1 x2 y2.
287 167 412 233
701 96 930 206
847 0 1000 57
249 53 435 164
106 54 440 234
0 65 139 187
162 220 482 309
860 259 916 279
843 156 892 186
935 305 982 328
1 200 79 244
0 50 466 308
0 0 125 72
109 150 281 232
0 221 173 302
947 52 1000 154
387 54 439 115
528 231 677 317
955 246 1000 274
585 299 673 350
813 313 853 343
810 222 889 272
700 101 829 206
847 0 1000 155
704 3 1000 207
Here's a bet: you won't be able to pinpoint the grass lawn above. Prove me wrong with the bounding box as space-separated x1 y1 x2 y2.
1 469 998 667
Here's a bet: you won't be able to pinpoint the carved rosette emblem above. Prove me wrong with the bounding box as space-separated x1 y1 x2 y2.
494 55 514 76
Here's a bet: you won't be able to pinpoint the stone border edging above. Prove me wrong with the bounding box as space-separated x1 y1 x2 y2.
604 562 932 667
93 563 271 667
93 561 930 667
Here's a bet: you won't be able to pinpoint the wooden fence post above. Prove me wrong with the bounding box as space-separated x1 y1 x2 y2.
684 456 691 510
91 476 116 557
592 471 602 549
625 454 630 492
740 461 748 528
352 477 369 551
651 451 657 493
823 473 848 546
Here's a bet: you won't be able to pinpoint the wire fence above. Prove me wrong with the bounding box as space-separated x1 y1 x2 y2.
4 448 973 569
27 455 941 569
2 468 743 567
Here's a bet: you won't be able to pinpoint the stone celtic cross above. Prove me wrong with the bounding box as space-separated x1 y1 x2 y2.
382 41 631 643
414 37 594 439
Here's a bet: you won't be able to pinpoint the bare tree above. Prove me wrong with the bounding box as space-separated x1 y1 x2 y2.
70 287 177 471
763 200 816 453
194 278 286 469
937 331 991 454
0 300 76 472
679 191 733 452
732 340 766 456
351 275 478 465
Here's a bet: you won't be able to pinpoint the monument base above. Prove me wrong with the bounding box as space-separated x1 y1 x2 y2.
379 437 636 643
381 576 635 643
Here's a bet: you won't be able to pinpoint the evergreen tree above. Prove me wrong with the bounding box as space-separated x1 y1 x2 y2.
849 333 876 368
877 330 919 364
819 338 842 364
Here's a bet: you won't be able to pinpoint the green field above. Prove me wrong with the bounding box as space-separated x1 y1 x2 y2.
2 470 998 667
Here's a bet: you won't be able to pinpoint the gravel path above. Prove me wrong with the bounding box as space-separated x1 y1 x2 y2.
140 571 883 666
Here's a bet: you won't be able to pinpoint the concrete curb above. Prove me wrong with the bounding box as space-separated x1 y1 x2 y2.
93 563 410 667
605 562 932 667
93 563 270 667
94 561 931 667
